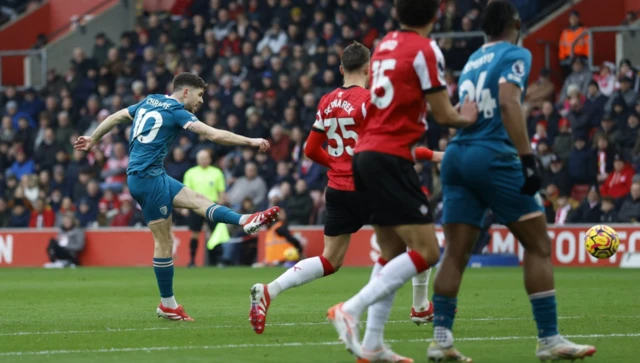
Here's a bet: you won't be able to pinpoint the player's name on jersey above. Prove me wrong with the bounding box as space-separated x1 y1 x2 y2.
463 52 495 73
324 98 356 116
145 97 172 109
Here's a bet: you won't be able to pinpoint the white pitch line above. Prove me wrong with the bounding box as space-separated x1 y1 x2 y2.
2 316 638 337
1 333 639 357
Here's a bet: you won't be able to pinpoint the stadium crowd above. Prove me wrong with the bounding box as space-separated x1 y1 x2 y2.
1 0 640 240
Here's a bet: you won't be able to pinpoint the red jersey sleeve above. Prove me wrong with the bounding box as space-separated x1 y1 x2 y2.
304 130 330 167
413 39 447 94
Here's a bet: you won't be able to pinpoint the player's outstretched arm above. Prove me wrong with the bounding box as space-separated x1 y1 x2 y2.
74 108 133 151
303 129 330 167
187 121 270 152
425 90 478 128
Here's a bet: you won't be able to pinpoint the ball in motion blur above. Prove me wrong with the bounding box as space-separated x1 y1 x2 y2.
283 247 300 262
585 225 619 259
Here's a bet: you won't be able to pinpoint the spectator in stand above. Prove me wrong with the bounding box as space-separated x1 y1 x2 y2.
618 59 638 91
29 197 56 228
584 80 608 128
0 197 10 227
10 199 30 227
553 118 573 161
75 198 97 227
600 153 634 200
568 135 597 186
617 113 640 158
227 162 267 209
269 124 291 162
101 142 128 191
594 61 616 97
10 148 34 180
525 68 555 109
254 152 276 188
286 179 314 225
594 114 620 146
594 134 615 184
165 147 190 182
605 76 638 114
530 121 548 153
298 154 326 191
45 213 85 268
55 197 75 227
558 11 589 76
617 182 640 223
257 19 288 54
534 101 561 143
33 128 60 173
570 186 602 223
611 96 631 128
110 196 144 227
600 197 618 223
559 57 592 103
537 139 554 170
554 194 575 225
19 88 45 121
566 94 592 138
0 116 15 142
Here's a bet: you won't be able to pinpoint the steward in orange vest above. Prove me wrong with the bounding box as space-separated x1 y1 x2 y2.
559 11 590 62
263 208 303 265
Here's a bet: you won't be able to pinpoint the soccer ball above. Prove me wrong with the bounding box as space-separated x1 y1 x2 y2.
283 247 300 262
585 225 620 259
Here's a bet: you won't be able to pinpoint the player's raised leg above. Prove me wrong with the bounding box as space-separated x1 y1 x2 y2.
249 234 346 334
508 215 596 361
148 216 194 321
173 186 279 235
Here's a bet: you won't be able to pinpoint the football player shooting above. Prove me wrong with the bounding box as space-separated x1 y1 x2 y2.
428 2 596 362
325 0 478 362
74 73 280 321
247 42 443 336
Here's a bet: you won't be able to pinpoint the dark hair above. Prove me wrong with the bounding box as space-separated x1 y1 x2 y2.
481 0 519 38
395 0 439 28
341 42 370 72
172 72 207 91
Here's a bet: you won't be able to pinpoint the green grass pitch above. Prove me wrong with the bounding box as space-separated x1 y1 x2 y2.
1 267 638 362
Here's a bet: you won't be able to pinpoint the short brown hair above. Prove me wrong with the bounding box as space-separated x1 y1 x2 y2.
172 72 207 91
341 42 370 72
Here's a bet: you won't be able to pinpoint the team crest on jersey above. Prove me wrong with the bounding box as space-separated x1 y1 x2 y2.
338 91 343 97
160 206 168 216
512 60 526 77
420 205 429 216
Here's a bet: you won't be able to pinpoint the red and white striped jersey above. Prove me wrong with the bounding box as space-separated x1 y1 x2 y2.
312 86 370 191
355 30 446 161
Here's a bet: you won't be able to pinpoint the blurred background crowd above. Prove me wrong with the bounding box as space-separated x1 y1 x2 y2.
1 0 640 264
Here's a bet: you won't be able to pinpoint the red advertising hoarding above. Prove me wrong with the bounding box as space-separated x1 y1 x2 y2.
258 225 640 267
1 225 637 267
0 228 203 267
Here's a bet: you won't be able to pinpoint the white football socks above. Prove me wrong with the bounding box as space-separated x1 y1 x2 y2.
161 296 179 309
362 260 396 352
268 257 325 300
342 252 426 318
412 268 431 311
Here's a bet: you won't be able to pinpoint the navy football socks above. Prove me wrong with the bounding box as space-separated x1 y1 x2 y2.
530 290 559 338
153 257 174 298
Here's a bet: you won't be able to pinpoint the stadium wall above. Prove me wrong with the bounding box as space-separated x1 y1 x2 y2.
1 225 637 268
259 225 640 268
0 228 204 268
